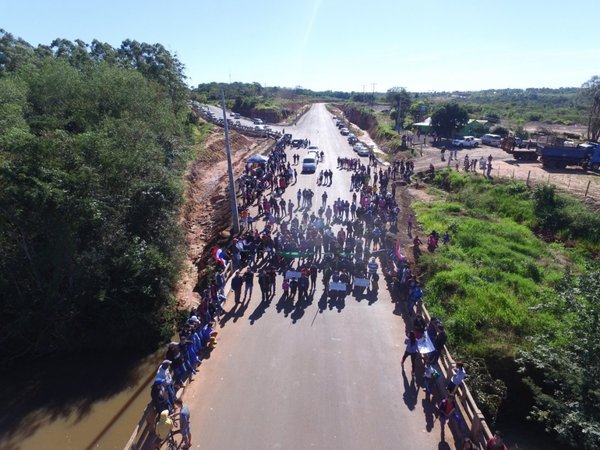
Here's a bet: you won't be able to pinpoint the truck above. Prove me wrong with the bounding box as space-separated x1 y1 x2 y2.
501 136 538 161
452 136 480 148
537 142 600 170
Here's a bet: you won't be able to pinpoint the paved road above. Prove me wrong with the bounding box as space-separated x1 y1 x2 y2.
185 103 454 450
205 104 286 131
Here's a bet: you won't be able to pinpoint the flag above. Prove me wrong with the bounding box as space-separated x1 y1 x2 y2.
213 247 227 266
395 240 406 261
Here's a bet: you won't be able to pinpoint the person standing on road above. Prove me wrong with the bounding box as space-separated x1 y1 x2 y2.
174 398 192 449
437 394 455 441
258 270 270 302
231 271 243 304
429 324 447 364
322 191 328 206
243 269 254 301
401 331 419 376
446 361 466 394
441 146 446 161
367 257 379 280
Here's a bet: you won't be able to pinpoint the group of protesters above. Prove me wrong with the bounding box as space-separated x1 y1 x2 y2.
169 128 504 449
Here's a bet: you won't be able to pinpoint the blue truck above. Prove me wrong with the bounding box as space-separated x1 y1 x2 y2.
536 142 600 170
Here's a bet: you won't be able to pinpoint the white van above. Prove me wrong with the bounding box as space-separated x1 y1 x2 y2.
481 134 502 146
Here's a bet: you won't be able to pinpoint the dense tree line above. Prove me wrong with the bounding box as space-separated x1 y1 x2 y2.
192 81 352 104
0 30 192 363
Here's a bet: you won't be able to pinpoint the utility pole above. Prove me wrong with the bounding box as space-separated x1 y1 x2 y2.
371 83 377 107
362 84 366 102
220 89 240 234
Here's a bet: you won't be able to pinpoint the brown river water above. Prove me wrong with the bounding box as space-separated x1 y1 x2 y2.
0 349 164 450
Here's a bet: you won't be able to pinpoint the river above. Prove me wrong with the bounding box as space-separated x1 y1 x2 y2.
0 349 164 450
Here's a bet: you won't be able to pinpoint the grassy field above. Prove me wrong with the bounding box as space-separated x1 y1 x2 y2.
411 170 600 444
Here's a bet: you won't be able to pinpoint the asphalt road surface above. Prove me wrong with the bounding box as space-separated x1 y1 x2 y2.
185 104 454 450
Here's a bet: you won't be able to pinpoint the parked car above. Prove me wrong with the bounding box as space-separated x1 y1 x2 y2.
234 113 241 119
253 118 264 125
353 143 366 153
451 136 479 148
302 157 317 173
356 147 370 157
481 134 502 146
340 128 350 136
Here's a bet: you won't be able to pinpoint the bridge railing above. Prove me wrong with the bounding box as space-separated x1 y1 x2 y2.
420 303 493 448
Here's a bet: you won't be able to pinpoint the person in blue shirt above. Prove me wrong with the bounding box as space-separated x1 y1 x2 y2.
174 398 192 449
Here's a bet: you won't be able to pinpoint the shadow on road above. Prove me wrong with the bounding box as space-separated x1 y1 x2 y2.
422 398 436 432
248 298 271 324
402 368 418 411
276 293 296 317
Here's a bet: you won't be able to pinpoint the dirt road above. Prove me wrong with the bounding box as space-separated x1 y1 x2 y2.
184 104 453 449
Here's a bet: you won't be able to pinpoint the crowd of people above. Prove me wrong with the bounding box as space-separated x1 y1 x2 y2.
149 127 507 448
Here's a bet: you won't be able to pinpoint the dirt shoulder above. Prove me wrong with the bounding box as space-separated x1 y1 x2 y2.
176 128 274 309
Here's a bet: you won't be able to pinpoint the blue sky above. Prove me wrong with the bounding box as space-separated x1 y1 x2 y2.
3 0 600 92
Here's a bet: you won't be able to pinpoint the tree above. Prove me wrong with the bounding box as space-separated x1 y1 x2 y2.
386 87 411 131
0 33 192 363
430 103 469 138
490 125 509 137
517 266 600 449
581 76 600 141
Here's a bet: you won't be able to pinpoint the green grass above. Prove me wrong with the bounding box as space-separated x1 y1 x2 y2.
415 202 563 357
412 171 586 358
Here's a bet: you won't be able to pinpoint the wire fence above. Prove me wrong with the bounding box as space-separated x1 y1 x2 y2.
442 162 600 206
494 164 600 204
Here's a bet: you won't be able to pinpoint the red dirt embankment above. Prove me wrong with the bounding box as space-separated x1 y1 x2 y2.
176 129 273 308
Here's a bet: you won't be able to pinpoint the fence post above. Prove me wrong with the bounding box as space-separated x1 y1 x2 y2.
526 170 531 187
585 180 591 197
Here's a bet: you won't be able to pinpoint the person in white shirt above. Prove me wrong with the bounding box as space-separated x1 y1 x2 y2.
446 361 466 394
156 360 176 406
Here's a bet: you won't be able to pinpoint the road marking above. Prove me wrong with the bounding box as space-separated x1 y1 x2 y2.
331 337 341 341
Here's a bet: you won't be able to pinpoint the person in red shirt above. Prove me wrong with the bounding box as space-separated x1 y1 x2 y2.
437 394 455 440
486 431 508 450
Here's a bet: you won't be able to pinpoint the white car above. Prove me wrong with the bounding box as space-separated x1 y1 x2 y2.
302 157 317 173
481 134 502 146
353 143 365 153
357 147 370 157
